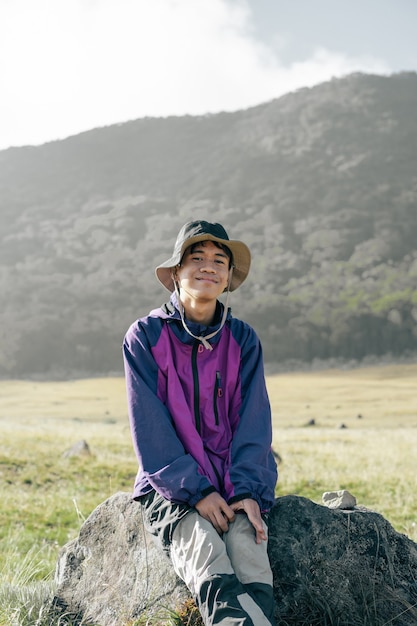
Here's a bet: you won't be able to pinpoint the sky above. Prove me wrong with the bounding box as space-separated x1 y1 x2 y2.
1 0 416 151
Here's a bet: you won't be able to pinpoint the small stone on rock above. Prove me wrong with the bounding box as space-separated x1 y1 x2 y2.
322 489 356 510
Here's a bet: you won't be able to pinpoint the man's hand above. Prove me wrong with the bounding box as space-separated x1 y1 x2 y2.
230 498 267 544
195 492 235 534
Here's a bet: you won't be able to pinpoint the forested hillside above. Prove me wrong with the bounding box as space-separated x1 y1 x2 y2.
1 72 417 377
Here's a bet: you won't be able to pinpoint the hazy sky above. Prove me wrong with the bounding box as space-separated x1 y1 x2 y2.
1 0 416 151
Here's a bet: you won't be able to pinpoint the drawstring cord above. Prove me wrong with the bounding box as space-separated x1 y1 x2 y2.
173 268 233 351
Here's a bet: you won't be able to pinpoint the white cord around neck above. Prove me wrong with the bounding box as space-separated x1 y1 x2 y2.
173 269 233 351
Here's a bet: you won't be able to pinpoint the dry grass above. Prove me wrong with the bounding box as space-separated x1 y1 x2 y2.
268 363 417 428
267 363 417 540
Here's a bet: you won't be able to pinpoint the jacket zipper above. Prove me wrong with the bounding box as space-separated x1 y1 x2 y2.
213 371 222 426
192 345 224 491
192 342 201 434
209 457 223 491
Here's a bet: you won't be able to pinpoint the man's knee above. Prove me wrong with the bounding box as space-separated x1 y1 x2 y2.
170 511 234 595
224 513 273 587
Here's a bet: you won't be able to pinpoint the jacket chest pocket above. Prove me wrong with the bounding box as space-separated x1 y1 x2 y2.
213 371 223 426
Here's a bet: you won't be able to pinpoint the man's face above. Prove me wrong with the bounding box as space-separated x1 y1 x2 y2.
175 240 230 303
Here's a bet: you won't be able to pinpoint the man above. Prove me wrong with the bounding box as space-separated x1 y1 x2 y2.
123 220 277 625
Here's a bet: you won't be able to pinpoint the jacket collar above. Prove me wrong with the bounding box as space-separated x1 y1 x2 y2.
161 292 231 347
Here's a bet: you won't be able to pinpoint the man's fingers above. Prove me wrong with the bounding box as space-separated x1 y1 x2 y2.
246 511 266 543
211 511 229 534
195 492 235 533
222 504 236 523
230 498 268 543
253 523 267 544
196 494 268 541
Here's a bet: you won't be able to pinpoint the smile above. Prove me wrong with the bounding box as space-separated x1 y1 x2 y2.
197 277 218 283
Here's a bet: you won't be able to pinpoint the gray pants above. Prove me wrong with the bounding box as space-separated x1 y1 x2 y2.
139 489 276 626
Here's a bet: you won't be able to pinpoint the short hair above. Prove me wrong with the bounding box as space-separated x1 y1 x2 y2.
182 241 233 268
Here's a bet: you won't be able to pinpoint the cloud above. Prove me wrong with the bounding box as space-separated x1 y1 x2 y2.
0 0 391 149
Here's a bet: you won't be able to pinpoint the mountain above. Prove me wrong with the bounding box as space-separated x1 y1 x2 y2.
1 72 417 378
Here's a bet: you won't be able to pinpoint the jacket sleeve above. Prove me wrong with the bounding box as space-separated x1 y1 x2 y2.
226 323 278 511
123 320 215 506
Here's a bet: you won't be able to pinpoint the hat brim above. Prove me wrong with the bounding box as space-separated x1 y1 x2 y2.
155 233 251 292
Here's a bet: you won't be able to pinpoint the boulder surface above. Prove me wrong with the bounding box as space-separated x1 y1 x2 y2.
52 492 417 625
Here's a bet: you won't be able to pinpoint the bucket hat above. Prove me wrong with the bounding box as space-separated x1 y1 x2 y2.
155 220 251 292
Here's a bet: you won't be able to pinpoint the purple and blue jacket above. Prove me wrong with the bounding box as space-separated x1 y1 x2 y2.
123 294 277 512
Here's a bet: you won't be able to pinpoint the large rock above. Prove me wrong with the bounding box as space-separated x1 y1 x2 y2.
52 492 188 625
268 496 417 625
52 492 417 625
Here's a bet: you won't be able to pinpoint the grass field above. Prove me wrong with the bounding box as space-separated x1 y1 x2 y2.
269 364 417 540
1 363 416 624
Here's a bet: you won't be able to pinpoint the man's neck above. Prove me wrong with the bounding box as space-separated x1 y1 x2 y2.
180 297 217 326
